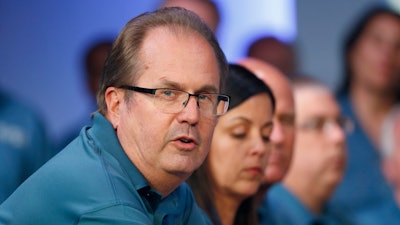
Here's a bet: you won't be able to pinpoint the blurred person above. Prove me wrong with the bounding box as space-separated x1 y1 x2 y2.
247 36 297 78
160 0 220 33
0 90 52 203
58 38 113 150
263 76 351 225
0 7 229 224
332 5 400 224
187 64 275 225
380 104 400 206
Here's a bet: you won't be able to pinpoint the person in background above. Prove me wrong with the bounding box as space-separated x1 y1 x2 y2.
160 0 220 33
58 38 113 150
187 64 275 225
380 104 400 206
332 5 400 224
264 76 351 225
0 7 229 224
0 90 52 203
246 36 297 78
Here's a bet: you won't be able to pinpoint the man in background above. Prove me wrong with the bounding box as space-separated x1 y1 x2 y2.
264 77 350 225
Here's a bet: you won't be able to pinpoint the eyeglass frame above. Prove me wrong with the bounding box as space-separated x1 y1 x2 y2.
297 116 354 134
119 85 230 117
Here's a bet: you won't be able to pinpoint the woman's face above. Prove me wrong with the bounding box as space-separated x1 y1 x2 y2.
349 13 400 93
208 93 273 200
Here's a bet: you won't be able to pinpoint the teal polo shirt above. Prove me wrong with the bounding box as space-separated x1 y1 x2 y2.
0 113 211 225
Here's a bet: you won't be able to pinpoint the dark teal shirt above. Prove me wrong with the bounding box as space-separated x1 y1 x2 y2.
0 91 52 203
0 113 211 225
259 184 344 225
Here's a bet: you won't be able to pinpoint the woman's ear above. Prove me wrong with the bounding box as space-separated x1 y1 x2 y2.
105 87 123 129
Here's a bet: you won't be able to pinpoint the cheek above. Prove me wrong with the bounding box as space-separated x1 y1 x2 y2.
351 43 374 73
210 137 233 164
284 130 296 157
200 119 217 147
125 106 171 150
294 138 322 164
209 137 240 181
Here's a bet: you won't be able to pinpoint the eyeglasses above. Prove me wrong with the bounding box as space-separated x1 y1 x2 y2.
119 85 230 117
298 116 354 134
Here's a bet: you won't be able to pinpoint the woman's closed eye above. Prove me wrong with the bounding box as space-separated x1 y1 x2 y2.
231 132 247 139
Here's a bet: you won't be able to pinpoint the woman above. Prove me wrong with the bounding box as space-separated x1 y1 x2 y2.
332 5 400 224
187 64 275 225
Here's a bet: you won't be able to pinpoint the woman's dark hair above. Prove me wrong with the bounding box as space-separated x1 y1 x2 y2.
186 63 275 225
224 64 275 113
338 5 400 95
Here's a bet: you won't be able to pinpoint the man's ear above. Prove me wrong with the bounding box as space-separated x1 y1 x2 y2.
105 87 123 129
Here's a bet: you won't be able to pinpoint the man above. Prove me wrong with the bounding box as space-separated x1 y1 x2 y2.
0 7 229 225
264 77 349 225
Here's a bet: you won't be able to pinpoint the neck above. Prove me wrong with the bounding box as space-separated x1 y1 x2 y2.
350 83 396 116
145 170 188 198
125 150 188 198
214 192 242 225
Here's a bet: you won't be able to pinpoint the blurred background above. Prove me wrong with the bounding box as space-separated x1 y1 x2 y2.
0 0 394 144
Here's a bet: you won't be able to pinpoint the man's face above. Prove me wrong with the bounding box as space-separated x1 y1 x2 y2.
292 87 346 186
264 77 295 184
112 27 221 180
